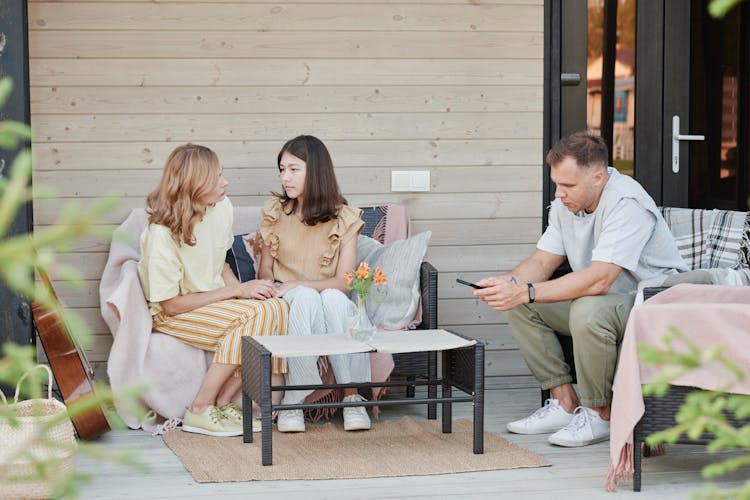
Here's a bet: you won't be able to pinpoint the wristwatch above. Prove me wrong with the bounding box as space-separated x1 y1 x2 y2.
527 283 535 304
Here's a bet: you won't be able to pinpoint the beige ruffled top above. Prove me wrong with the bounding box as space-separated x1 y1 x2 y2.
260 198 364 282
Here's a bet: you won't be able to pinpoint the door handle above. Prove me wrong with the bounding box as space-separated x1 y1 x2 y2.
672 115 705 173
561 73 581 86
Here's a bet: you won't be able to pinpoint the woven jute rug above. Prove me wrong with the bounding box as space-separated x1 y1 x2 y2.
162 416 550 482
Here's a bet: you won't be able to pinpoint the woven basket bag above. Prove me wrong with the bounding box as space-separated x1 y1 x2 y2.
0 365 77 500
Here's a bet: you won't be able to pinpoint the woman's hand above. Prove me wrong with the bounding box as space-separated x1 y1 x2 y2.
233 279 278 300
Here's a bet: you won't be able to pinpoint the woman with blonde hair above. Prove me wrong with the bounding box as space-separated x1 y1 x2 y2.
138 143 288 436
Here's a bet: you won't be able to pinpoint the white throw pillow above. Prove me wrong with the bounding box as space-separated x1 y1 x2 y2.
354 231 431 330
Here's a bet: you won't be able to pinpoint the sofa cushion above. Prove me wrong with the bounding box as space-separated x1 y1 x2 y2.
659 207 716 270
705 209 747 268
354 231 431 330
734 212 750 269
225 234 256 282
660 207 747 270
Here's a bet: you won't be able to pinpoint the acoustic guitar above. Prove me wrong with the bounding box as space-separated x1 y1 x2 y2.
32 271 110 440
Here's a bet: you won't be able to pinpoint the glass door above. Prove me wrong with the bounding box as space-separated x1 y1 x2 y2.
636 0 749 209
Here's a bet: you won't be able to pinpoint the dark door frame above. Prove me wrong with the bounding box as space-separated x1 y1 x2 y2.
0 0 33 347
543 0 588 229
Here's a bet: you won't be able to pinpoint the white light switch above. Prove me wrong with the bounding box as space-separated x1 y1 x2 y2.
391 170 430 192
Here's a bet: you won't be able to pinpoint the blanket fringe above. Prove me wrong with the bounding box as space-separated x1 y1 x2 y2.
304 389 343 423
605 442 667 491
605 443 634 492
152 416 183 436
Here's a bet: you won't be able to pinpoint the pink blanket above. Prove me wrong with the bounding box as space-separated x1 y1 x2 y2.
606 284 750 491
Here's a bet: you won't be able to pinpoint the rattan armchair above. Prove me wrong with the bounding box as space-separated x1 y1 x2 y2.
631 286 750 491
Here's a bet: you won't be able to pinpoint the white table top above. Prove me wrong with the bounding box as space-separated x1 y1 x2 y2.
249 329 476 358
366 329 476 354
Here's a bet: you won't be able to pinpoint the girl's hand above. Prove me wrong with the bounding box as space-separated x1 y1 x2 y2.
274 281 298 298
234 279 278 300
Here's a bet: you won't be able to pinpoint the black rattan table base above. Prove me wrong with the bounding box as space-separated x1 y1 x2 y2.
241 334 485 466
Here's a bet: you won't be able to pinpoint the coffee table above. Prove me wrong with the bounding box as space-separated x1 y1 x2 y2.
241 329 485 465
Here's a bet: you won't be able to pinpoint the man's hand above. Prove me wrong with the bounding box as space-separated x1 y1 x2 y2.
473 275 530 311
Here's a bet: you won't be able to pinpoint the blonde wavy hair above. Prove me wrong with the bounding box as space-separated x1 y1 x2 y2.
146 144 221 246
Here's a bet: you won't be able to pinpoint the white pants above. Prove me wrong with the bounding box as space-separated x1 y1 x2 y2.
281 286 372 404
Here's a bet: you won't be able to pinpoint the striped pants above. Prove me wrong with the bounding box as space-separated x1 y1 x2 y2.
281 286 371 404
152 298 289 374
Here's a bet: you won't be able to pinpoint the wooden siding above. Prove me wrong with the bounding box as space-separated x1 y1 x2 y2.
27 1 544 385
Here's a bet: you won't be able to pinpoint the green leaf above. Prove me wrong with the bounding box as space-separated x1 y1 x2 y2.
708 0 745 18
0 78 13 108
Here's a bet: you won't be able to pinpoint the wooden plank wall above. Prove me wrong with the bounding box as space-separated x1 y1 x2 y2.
27 0 544 389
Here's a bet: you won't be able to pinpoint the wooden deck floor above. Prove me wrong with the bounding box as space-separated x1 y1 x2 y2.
76 387 747 499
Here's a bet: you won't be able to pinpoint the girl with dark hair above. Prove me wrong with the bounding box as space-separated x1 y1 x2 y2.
259 135 372 433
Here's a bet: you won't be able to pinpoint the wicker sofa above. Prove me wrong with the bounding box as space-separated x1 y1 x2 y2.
542 206 750 406
102 203 439 429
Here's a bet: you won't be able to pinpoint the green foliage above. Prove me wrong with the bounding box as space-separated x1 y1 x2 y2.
0 77 146 497
640 328 750 499
708 0 747 18
0 345 148 498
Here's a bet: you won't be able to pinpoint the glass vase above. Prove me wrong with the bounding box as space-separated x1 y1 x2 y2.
348 294 375 342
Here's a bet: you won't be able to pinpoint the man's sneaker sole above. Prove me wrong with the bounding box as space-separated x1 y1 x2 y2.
548 433 609 447
182 425 242 437
506 422 562 435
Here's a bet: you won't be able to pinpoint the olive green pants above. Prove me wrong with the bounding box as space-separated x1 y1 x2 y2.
506 293 635 408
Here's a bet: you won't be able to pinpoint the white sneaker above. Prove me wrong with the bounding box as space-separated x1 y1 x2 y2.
506 398 575 434
277 409 305 433
342 394 371 431
548 406 610 447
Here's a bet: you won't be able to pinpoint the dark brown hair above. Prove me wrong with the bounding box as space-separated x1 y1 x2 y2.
546 131 608 171
273 135 347 225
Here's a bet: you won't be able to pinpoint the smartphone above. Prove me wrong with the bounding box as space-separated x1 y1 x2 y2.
456 278 483 289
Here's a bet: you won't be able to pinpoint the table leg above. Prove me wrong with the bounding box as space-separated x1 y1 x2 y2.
427 351 437 420
260 351 273 466
473 343 485 454
441 350 452 434
242 392 253 443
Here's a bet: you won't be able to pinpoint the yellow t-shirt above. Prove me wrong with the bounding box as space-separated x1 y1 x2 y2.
260 198 364 283
138 196 234 315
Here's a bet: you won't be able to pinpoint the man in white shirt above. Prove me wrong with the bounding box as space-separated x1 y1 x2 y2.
473 131 687 447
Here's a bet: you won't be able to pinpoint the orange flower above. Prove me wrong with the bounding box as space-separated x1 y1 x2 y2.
345 262 388 301
372 267 388 286
355 261 370 280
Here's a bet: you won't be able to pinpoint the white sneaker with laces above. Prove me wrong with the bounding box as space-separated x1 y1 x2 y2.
277 409 305 433
506 398 575 434
343 394 371 431
548 406 610 447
